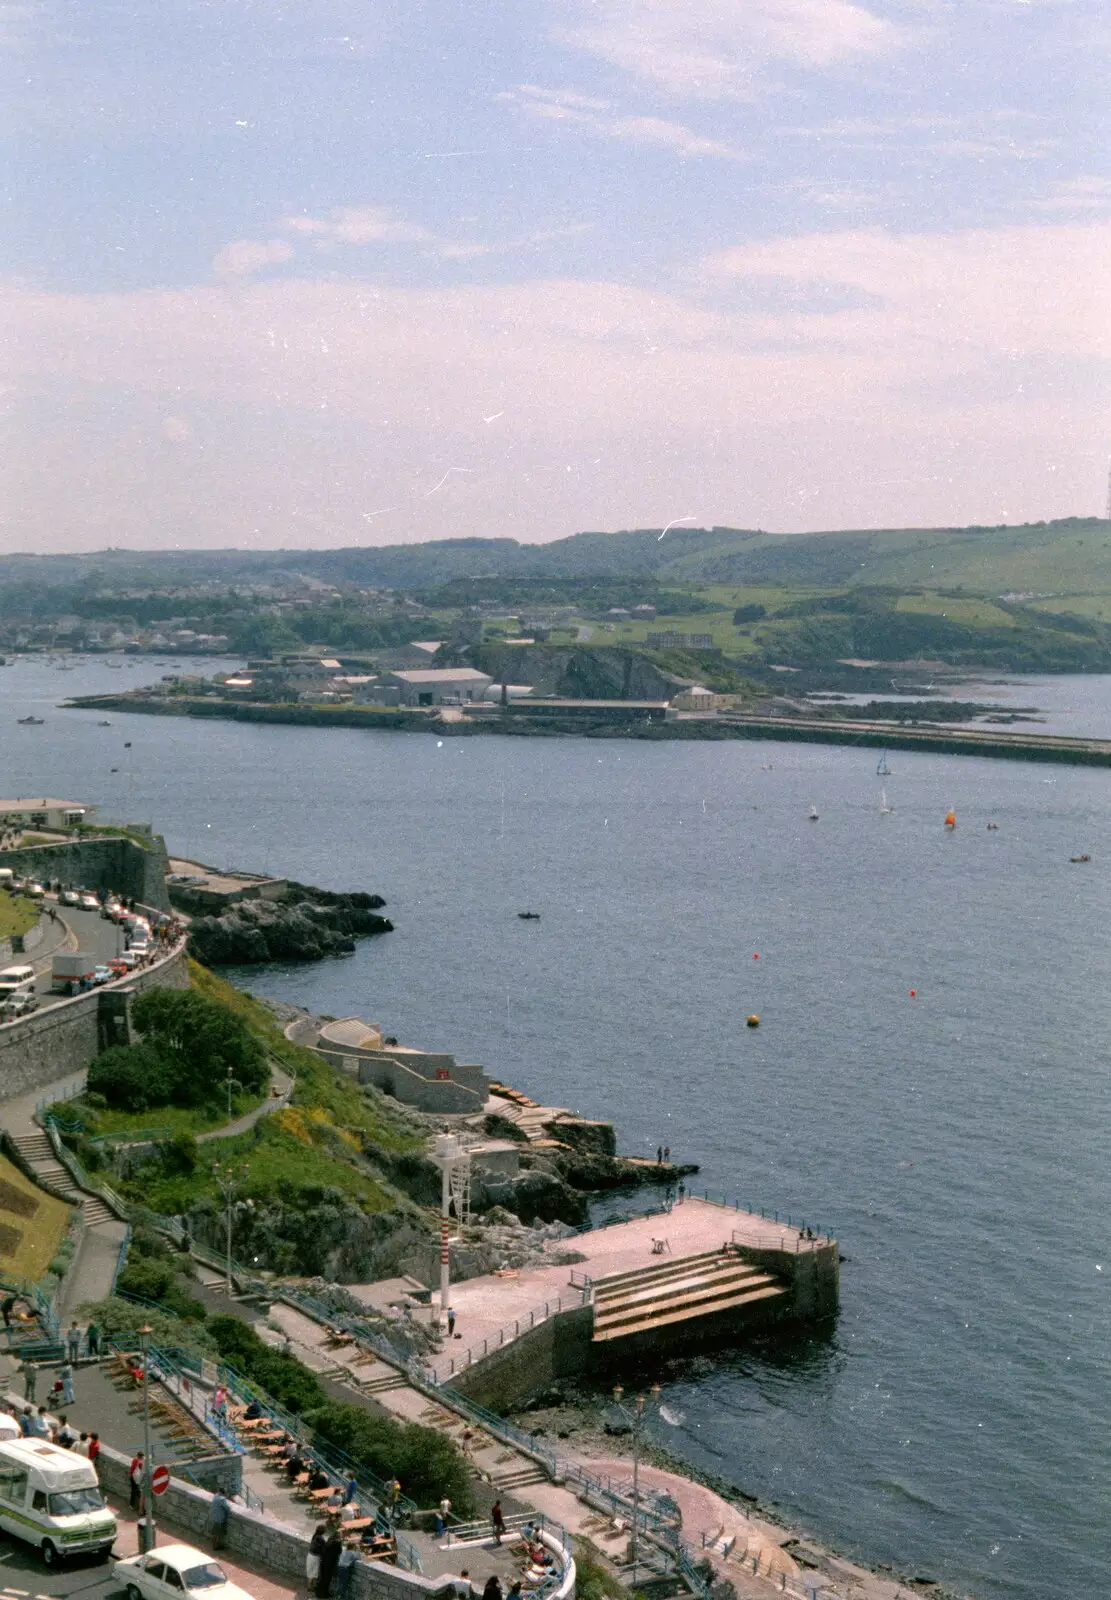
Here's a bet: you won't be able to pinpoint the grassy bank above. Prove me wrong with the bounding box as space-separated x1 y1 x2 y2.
0 892 40 940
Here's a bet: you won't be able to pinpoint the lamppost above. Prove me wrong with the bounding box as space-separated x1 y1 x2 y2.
212 1162 248 1296
137 1324 155 1553
611 1382 661 1584
223 1067 242 1124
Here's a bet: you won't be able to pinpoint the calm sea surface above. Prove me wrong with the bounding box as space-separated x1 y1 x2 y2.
2 657 1110 1598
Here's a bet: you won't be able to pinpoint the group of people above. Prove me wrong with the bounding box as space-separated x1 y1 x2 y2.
5 1397 100 1461
306 1523 360 1598
17 1356 77 1406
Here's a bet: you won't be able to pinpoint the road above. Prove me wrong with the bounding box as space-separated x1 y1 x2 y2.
19 904 135 1017
0 1539 120 1600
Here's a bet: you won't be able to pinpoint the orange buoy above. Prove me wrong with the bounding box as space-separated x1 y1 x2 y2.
746 1014 760 1028
753 953 760 960
944 809 956 828
910 989 917 997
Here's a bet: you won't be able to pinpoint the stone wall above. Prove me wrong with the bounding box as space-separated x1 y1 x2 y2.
94 1443 467 1600
0 835 172 912
450 1304 595 1411
0 941 189 1100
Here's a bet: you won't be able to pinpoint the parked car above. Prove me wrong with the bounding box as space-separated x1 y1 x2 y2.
2 991 38 1019
92 966 113 985
113 1544 252 1600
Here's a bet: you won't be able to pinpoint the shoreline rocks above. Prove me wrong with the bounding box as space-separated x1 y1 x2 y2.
186 885 393 965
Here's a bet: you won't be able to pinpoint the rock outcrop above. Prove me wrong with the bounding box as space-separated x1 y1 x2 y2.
187 888 392 966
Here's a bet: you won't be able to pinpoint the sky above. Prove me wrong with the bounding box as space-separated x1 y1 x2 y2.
1 0 1109 553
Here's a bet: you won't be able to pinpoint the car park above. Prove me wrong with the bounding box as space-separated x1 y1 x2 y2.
113 1544 253 1600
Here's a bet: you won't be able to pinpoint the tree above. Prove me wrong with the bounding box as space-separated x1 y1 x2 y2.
130 988 267 1105
87 1043 177 1111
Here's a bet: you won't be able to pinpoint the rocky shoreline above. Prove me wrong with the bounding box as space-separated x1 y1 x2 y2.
177 880 393 964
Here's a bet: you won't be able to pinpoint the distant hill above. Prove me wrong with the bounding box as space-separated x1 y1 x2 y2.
2 516 1110 596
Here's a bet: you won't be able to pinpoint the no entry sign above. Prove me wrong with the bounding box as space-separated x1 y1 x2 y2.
151 1465 171 1496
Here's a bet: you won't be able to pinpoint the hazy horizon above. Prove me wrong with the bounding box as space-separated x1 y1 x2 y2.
3 1 1107 554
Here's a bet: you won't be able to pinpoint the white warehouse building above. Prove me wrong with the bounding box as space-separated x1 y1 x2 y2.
386 668 494 706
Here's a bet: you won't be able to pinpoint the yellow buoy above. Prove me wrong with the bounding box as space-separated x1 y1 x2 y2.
746 1014 760 1028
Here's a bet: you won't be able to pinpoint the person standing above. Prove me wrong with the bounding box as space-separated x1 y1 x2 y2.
75 1432 91 1458
87 1432 101 1467
209 1491 230 1551
491 1499 505 1547
130 1451 144 1511
307 1524 328 1595
29 1407 50 1439
482 1577 503 1600
86 1322 100 1358
342 1471 358 1504
1 1295 15 1331
336 1542 358 1600
60 1362 75 1405
67 1322 82 1362
447 1307 456 1337
20 1360 36 1402
318 1528 343 1598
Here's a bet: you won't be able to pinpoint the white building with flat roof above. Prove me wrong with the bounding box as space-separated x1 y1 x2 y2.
0 798 97 829
386 667 494 706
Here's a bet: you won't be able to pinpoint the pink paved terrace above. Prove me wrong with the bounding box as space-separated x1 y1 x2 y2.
434 1197 824 1378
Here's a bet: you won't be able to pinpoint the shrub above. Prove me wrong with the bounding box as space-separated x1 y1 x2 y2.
306 1401 473 1513
132 988 267 1105
87 1043 177 1112
206 1314 325 1415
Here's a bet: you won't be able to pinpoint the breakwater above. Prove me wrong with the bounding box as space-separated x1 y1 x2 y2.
65 692 1111 766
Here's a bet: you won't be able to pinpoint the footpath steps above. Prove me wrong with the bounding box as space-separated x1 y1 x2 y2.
11 1132 116 1230
591 1249 787 1343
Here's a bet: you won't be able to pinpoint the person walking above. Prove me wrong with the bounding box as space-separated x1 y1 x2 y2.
129 1451 144 1511
342 1471 358 1505
663 1146 670 1164
1 1295 15 1331
491 1499 505 1547
86 1322 100 1358
318 1528 343 1598
60 1362 75 1405
67 1322 81 1362
307 1524 328 1595
436 1496 452 1537
447 1307 456 1337
656 1146 663 1165
209 1491 230 1551
20 1360 36 1402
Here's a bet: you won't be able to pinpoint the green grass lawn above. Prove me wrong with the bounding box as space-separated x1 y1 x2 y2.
65 1091 268 1140
0 892 40 941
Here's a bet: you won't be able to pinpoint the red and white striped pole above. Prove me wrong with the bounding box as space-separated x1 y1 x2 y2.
440 1159 451 1331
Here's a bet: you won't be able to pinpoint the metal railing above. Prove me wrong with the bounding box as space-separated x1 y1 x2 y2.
443 1511 573 1600
439 1289 588 1379
110 1225 132 1295
679 1188 833 1247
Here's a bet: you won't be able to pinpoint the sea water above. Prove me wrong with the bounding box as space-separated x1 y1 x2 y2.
2 655 1109 1598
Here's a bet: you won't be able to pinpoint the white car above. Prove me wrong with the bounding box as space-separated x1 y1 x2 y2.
113 1544 253 1600
80 894 100 911
59 890 79 906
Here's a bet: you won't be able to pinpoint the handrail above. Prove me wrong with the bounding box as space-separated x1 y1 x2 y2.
439 1288 590 1380
110 1225 132 1295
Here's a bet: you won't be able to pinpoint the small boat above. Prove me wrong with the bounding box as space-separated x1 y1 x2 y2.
98 720 112 726
110 767 119 773
808 806 819 821
944 809 956 829
880 789 895 814
1070 854 1091 863
876 752 891 776
986 822 999 831
517 911 541 920
16 716 44 725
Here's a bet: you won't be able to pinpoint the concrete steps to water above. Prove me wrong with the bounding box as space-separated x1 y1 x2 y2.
492 1463 549 1491
591 1250 787 1343
357 1369 407 1395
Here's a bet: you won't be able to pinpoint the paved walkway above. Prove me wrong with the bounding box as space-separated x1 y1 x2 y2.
196 1066 294 1143
63 1219 129 1313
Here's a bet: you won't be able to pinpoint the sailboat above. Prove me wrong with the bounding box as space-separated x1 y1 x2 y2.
876 752 891 776
808 805 820 822
880 789 895 814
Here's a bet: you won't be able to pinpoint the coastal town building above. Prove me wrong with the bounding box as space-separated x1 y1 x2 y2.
386 667 494 706
0 797 97 829
646 631 715 650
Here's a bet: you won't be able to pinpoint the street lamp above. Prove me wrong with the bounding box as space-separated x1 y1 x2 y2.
223 1068 242 1123
212 1162 248 1296
611 1382 661 1584
137 1324 155 1554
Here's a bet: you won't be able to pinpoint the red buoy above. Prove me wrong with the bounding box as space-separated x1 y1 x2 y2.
753 953 760 960
910 989 917 998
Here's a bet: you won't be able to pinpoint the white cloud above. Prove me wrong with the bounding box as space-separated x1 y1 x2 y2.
282 206 431 247
553 0 902 97
501 85 746 159
1029 176 1111 214
2 222 1106 551
211 238 295 278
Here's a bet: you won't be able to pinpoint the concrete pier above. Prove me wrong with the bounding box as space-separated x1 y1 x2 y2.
439 1198 838 1408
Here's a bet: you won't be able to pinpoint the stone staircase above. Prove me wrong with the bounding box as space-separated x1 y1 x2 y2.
490 1460 550 1492
11 1133 117 1227
590 1249 787 1343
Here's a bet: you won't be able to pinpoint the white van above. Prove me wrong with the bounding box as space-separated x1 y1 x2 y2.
0 965 35 997
0 1438 116 1565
